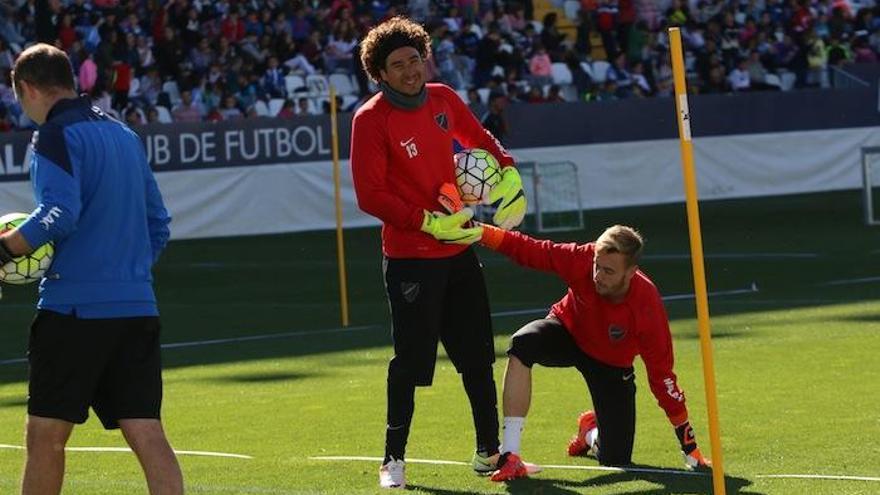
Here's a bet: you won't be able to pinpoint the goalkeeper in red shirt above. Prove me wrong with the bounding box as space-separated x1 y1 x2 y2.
477 224 711 481
350 16 527 489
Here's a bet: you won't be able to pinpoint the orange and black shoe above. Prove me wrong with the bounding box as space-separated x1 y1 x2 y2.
567 410 597 456
489 452 529 482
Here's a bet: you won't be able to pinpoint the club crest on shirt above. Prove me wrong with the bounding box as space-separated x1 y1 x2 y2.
434 112 448 131
401 282 420 303
608 324 627 341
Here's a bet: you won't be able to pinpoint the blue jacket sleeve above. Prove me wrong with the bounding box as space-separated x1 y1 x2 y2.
17 127 81 250
143 159 171 264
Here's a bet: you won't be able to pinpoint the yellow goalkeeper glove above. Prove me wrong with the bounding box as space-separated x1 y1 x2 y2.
487 167 526 230
420 208 482 245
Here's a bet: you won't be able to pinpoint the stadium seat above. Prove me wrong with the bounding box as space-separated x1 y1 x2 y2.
563 0 581 20
329 73 355 95
780 72 796 91
154 105 173 123
285 75 306 94
591 60 610 83
268 98 285 117
580 61 594 80
341 94 359 111
764 73 782 89
530 20 543 34
253 100 270 117
161 81 181 106
551 63 574 85
477 87 490 104
128 77 141 98
305 74 330 97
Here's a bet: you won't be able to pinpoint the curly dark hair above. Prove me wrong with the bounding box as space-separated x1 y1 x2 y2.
359 16 431 83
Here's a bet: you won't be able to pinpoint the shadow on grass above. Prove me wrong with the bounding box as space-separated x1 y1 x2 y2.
501 466 760 495
0 397 27 409
205 371 318 384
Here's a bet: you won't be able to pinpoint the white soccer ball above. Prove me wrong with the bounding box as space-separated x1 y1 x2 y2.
454 148 502 206
0 212 54 285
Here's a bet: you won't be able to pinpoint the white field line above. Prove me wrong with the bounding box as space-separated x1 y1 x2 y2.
0 443 251 459
819 276 880 286
645 253 818 260
0 325 379 365
493 283 759 318
755 474 880 482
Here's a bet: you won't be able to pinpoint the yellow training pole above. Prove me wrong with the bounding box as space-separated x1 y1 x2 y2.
668 27 726 494
330 86 350 327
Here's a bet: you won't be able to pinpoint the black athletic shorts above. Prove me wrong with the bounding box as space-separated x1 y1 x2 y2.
508 317 637 465
383 247 494 386
27 310 163 430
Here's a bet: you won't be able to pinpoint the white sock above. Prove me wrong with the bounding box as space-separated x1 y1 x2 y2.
501 416 525 454
586 427 599 453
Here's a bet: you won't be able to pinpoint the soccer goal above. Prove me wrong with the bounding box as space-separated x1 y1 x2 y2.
861 147 880 226
518 160 585 232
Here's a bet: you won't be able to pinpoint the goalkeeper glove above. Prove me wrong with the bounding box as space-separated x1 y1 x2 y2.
675 421 712 470
420 208 482 245
487 167 526 230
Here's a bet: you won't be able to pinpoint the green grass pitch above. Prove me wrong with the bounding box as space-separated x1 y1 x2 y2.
0 190 878 494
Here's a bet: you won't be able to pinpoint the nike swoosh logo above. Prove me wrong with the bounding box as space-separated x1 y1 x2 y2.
400 137 415 146
623 372 635 381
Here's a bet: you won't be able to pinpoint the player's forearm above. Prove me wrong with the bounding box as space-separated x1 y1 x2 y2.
356 189 424 231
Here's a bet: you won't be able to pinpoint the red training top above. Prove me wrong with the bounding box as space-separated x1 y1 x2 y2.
493 230 689 425
351 83 513 259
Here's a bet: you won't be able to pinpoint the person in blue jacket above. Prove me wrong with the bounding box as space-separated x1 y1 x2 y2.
0 43 181 495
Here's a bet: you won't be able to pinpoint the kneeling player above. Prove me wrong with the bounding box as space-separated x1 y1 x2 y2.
477 224 711 481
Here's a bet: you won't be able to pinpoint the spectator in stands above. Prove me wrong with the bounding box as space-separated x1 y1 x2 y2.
324 24 358 73
78 52 98 94
630 60 652 95
467 87 488 117
297 97 314 116
606 52 634 97
547 84 566 102
526 85 546 103
703 65 730 93
277 99 296 118
218 94 243 120
728 57 751 91
806 29 829 88
541 12 568 59
262 56 287 98
481 91 508 142
528 43 553 87
124 104 145 126
172 90 202 122
146 106 161 124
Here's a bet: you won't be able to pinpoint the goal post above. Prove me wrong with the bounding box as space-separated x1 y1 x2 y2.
861 146 880 226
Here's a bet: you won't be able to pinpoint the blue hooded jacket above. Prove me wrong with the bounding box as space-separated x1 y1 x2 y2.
17 96 171 318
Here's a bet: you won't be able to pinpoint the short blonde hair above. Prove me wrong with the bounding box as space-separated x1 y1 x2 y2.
595 225 644 267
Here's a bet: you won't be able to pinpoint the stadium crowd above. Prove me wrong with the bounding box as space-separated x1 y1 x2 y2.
0 0 878 131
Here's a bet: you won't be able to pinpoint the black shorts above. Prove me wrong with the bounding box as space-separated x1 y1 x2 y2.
508 317 637 465
28 310 163 430
383 248 494 386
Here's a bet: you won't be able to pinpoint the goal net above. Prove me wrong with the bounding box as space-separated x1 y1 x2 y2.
476 161 584 233
862 147 880 226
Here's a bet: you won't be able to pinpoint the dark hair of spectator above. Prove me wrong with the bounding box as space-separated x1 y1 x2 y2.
12 43 75 95
359 16 431 83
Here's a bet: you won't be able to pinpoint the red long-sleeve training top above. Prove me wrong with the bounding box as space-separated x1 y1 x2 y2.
351 83 513 259
493 230 689 424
